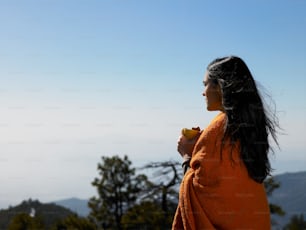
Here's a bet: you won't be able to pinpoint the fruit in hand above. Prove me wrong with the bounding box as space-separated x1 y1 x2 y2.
181 128 200 140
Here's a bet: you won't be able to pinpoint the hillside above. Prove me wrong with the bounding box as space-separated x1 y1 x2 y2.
269 171 306 229
0 199 77 229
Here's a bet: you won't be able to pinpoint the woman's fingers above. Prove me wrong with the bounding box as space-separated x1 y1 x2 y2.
177 135 196 157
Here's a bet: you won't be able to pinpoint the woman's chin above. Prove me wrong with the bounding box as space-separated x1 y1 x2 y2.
206 104 213 111
206 106 221 111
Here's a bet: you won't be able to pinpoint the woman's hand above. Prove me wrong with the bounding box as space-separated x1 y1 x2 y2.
177 134 200 158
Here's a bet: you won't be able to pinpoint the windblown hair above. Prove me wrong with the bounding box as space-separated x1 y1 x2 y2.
207 56 279 183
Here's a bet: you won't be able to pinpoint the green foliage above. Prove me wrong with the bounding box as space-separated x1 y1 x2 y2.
52 214 96 230
88 155 151 229
283 214 306 230
270 204 285 216
8 213 44 230
121 201 167 230
265 177 281 196
140 161 182 227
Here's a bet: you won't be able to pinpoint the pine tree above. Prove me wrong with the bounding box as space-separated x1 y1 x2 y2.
88 155 150 230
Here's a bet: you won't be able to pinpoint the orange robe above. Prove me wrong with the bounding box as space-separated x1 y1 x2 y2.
172 113 271 230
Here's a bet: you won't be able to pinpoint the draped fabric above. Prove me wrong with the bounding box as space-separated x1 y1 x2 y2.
172 113 270 230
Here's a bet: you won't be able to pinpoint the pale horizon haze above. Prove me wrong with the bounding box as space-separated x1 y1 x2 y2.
1 0 306 209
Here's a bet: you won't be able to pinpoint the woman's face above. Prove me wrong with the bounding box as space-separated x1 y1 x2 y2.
202 72 224 111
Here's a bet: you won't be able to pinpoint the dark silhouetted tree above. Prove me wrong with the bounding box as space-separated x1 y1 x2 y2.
88 155 151 230
138 161 182 228
283 214 306 230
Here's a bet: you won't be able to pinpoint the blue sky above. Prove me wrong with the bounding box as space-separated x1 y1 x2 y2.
0 0 306 208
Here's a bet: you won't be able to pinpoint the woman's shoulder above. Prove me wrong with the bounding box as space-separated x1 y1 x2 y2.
194 112 226 149
206 112 226 132
212 112 226 123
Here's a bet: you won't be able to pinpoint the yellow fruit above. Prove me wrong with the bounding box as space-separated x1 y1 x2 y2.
181 128 200 140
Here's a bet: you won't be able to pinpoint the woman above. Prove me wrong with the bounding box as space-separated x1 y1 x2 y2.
172 56 279 229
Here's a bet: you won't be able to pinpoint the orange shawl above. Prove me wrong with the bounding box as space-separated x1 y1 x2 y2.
172 113 270 230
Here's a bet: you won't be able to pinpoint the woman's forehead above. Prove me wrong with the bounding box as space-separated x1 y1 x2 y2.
203 72 209 81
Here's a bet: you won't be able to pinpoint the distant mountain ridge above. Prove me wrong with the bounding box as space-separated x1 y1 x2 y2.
268 171 306 229
53 197 90 217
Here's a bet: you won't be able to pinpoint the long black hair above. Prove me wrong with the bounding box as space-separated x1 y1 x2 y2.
207 56 279 183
